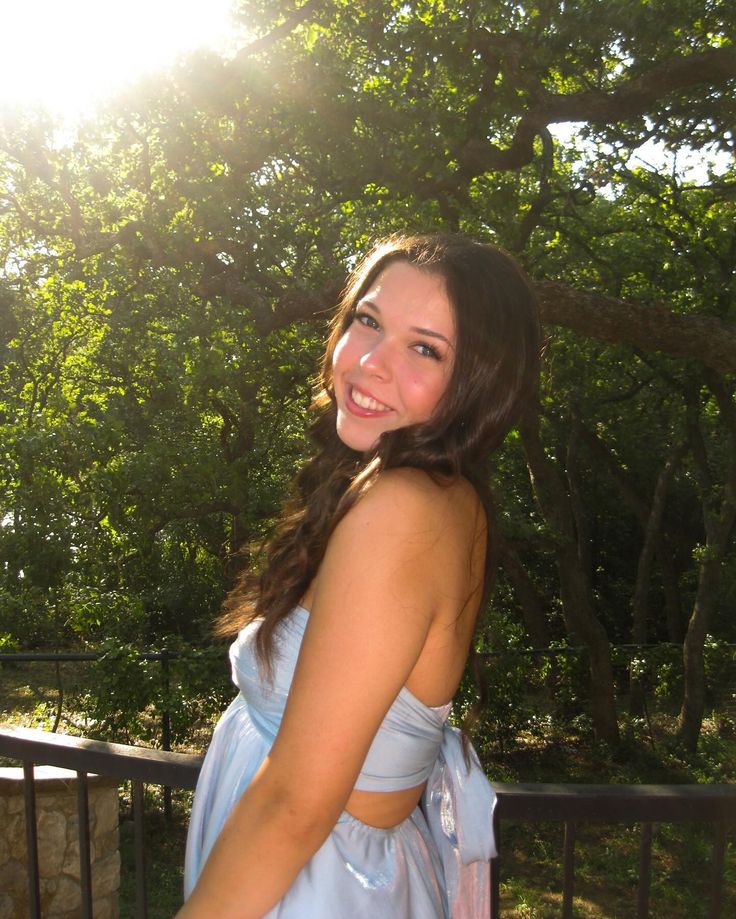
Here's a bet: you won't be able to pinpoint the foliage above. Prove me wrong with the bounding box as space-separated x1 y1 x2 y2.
0 0 734 748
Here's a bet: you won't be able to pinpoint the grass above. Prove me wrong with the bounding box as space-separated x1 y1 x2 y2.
2 661 735 917
497 820 727 918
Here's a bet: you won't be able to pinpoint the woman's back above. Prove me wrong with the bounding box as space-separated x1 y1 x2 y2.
300 469 486 830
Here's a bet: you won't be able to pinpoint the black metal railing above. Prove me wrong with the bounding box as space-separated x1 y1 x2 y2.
0 725 202 919
490 782 736 918
1 726 734 917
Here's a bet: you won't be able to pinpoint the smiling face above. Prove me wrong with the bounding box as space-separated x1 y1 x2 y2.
332 260 457 453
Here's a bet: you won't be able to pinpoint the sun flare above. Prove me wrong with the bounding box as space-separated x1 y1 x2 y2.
0 0 238 121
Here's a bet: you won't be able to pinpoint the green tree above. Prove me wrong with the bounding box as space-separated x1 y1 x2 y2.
1 0 734 748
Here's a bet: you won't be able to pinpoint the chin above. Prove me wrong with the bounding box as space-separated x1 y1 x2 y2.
335 428 377 454
335 416 385 453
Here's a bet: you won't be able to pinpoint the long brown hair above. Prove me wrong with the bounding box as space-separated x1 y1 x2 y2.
218 234 541 670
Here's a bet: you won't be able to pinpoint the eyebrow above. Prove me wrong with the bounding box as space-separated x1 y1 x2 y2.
357 298 455 348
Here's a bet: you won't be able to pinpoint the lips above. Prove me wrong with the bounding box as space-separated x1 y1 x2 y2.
346 384 393 416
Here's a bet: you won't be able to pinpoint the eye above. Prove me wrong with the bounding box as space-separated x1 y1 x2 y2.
413 342 442 360
353 310 380 330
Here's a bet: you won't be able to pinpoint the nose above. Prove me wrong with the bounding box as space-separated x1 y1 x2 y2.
359 338 392 379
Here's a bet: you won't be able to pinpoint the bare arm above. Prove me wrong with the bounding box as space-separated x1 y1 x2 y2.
178 470 465 919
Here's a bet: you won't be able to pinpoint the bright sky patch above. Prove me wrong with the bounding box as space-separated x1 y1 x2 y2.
0 0 237 121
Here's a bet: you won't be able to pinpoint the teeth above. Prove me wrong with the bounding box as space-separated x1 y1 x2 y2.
351 387 390 412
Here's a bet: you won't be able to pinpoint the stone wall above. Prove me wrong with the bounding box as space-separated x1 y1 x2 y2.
0 766 119 919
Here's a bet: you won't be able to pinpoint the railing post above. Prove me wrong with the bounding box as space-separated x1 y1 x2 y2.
22 761 41 919
562 820 576 919
637 822 652 919
76 770 93 919
161 648 172 821
490 804 501 918
709 821 727 919
134 779 148 918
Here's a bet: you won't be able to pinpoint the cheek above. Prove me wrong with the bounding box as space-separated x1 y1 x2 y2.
405 370 450 419
427 379 449 415
428 366 454 416
332 334 350 380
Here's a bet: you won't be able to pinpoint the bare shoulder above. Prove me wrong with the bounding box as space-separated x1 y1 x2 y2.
350 467 481 531
305 467 486 622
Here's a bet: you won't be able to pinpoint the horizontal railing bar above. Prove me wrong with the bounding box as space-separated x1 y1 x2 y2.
0 649 223 663
5 730 736 818
3 642 736 664
491 782 736 823
0 727 203 788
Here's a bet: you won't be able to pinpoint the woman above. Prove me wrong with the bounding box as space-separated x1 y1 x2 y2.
180 234 540 918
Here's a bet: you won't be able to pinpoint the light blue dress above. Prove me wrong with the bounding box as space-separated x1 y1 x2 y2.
184 606 496 917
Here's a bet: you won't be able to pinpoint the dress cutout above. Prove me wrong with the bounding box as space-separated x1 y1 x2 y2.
184 606 496 917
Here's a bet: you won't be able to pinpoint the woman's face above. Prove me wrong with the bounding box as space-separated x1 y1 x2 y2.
332 261 457 452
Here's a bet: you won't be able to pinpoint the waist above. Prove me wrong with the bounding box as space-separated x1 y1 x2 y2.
344 782 427 829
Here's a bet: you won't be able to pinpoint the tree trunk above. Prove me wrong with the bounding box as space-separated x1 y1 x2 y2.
660 535 685 644
557 537 620 741
629 442 686 715
519 405 619 743
678 552 730 750
677 374 736 750
497 539 550 649
566 417 594 576
576 421 685 642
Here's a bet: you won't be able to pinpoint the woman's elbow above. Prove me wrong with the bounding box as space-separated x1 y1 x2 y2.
282 791 343 842
254 784 342 847
249 757 348 843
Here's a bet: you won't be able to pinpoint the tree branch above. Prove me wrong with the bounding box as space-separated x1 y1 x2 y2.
235 0 330 61
537 281 736 375
459 46 736 176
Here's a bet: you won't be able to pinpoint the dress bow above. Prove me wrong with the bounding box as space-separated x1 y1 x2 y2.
422 724 496 917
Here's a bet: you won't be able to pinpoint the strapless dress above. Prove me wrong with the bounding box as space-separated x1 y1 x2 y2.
184 606 496 917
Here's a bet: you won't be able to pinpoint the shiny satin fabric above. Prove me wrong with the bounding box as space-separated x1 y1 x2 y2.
184 606 496 917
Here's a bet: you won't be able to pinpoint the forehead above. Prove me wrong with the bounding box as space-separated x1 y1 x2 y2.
362 261 455 334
